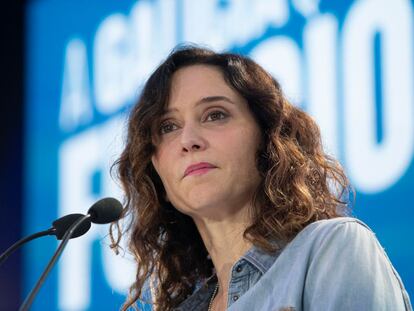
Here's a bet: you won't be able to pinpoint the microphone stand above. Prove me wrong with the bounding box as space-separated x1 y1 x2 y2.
19 214 91 311
0 229 53 266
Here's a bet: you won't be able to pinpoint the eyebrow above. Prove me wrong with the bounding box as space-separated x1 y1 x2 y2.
162 95 235 115
197 95 235 105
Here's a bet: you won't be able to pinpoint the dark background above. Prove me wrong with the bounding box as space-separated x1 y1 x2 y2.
0 1 24 310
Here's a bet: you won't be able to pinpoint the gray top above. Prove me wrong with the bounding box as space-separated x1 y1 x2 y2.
173 217 412 311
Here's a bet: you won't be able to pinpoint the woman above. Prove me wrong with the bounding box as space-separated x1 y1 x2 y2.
112 46 412 310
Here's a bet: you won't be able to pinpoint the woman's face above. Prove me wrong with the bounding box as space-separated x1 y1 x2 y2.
151 65 262 220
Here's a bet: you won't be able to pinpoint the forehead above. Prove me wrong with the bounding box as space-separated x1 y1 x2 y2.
167 64 242 108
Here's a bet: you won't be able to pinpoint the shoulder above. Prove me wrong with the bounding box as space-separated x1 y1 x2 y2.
273 216 383 281
294 216 379 265
290 216 389 271
295 217 413 310
290 217 374 251
299 216 372 237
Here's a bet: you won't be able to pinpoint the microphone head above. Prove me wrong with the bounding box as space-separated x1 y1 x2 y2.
87 197 123 224
52 213 92 240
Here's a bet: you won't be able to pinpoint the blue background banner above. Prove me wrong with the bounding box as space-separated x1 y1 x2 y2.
22 0 413 310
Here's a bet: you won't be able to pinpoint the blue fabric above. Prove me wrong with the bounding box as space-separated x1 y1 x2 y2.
174 217 412 311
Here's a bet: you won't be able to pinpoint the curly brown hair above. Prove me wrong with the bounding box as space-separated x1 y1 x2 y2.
111 45 351 310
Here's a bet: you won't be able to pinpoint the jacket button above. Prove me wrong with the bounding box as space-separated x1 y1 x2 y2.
233 295 239 301
236 265 243 273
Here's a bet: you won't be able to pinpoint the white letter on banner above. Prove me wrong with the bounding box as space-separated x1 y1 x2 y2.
59 38 93 132
94 14 130 114
94 1 176 114
222 0 289 46
182 0 223 49
343 0 413 193
129 0 176 83
58 116 134 310
250 36 303 107
182 0 288 49
98 116 136 293
304 14 339 157
59 129 101 310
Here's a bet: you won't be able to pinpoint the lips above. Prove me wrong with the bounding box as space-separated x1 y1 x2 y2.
184 162 217 177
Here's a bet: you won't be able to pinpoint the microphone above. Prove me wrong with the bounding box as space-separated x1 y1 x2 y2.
0 213 91 266
88 197 123 224
52 213 92 239
20 197 123 311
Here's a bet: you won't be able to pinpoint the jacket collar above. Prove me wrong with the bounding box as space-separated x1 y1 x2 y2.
242 242 285 275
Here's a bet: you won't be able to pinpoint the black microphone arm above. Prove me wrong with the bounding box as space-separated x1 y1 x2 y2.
0 230 51 266
19 197 123 311
0 213 91 267
20 214 92 311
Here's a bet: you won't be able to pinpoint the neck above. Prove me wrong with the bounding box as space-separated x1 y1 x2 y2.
192 207 252 303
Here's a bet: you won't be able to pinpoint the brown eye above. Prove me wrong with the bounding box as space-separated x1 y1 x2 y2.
205 110 228 122
159 121 178 135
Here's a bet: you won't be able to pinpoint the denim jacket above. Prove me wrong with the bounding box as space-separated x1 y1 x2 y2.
173 217 412 311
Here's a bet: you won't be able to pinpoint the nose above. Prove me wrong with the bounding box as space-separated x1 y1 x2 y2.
180 123 207 153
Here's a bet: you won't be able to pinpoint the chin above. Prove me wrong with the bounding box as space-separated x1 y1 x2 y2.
174 195 226 218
